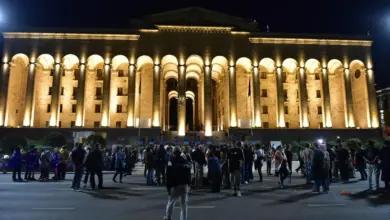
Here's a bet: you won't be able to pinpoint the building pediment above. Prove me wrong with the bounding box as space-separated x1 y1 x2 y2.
130 7 259 32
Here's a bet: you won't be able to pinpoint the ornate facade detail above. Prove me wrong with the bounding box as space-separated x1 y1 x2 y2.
3 32 140 41
156 25 232 33
249 37 372 46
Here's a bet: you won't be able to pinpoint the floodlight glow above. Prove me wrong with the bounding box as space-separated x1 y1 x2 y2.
317 139 324 144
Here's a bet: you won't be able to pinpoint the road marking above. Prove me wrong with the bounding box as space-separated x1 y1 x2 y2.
32 208 74 211
175 206 215 209
307 204 345 207
131 187 165 191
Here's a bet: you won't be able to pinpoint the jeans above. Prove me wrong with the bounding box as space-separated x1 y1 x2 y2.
357 166 367 180
305 163 312 183
90 169 103 189
230 170 241 191
194 163 203 188
84 170 90 184
146 168 154 185
243 163 251 182
24 166 34 179
266 161 272 174
58 163 67 180
258 163 263 181
314 179 327 192
12 166 22 180
165 185 189 220
113 168 124 182
367 164 379 189
72 166 83 189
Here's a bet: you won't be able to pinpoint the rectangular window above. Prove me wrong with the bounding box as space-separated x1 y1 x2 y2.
95 87 102 96
319 122 324 128
97 69 103 80
117 87 124 96
118 70 125 77
95 104 101 113
117 105 122 113
284 89 288 101
285 122 290 128
58 121 62 128
59 104 63 113
262 106 268 114
315 73 320 80
116 121 121 128
71 104 77 113
94 121 100 128
72 87 77 98
74 69 80 80
261 89 268 97
47 104 51 113
316 90 321 98
71 121 76 128
45 121 50 128
61 87 64 96
282 72 287 83
50 69 54 76
284 106 289 114
48 87 52 95
262 122 269 128
318 106 322 115
260 72 267 79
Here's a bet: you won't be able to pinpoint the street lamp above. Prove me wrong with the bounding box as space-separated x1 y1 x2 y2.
317 138 324 144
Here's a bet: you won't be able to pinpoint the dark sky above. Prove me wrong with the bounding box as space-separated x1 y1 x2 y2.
2 0 390 88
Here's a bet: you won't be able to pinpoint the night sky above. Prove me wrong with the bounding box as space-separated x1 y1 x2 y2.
1 0 390 88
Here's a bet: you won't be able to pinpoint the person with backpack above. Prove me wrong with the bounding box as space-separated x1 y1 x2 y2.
254 144 264 182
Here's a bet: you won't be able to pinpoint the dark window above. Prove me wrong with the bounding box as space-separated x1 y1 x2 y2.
316 90 321 98
285 122 290 128
116 121 121 128
260 72 267 79
47 104 51 113
319 122 324 128
94 121 100 128
318 106 322 115
72 87 77 98
97 69 103 80
50 69 54 76
283 89 288 101
71 121 76 128
262 106 268 114
315 73 320 80
71 104 76 113
62 70 66 77
95 104 101 113
58 121 62 128
284 106 289 114
117 87 124 96
95 87 102 96
118 70 125 77
355 70 361 79
261 89 268 97
48 87 52 95
262 122 269 128
61 87 64 96
45 121 50 128
117 105 122 113
59 104 63 113
74 69 80 80
282 72 287 83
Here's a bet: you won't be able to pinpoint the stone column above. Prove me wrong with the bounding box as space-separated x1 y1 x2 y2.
229 66 237 127
252 66 261 127
101 63 111 127
366 68 379 128
0 62 11 126
75 63 86 127
343 68 354 127
127 64 136 127
321 67 332 128
152 64 161 127
178 65 186 136
23 62 37 127
204 65 212 136
298 67 309 127
276 67 285 127
49 63 62 127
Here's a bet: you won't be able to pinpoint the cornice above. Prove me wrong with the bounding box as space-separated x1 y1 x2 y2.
2 32 140 41
156 25 232 33
249 37 372 46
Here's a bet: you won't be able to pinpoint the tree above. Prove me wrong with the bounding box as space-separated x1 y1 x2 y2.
346 138 361 149
85 134 106 147
42 132 67 147
0 135 27 154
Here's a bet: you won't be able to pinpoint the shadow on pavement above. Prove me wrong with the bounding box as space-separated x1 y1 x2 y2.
79 187 144 200
271 192 321 204
348 189 390 206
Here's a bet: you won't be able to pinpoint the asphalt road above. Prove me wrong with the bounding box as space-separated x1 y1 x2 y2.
1 172 390 220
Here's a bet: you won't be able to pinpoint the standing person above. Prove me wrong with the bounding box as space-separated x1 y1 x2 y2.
156 144 167 185
303 143 314 184
39 149 51 181
364 140 380 190
113 146 126 183
25 147 38 180
285 144 293 183
295 147 304 175
243 144 254 184
254 144 264 182
58 147 69 180
83 147 91 187
145 146 156 185
311 144 329 193
355 145 367 181
275 145 288 188
228 142 244 196
9 147 22 181
207 145 222 193
380 139 390 191
220 145 230 189
164 146 192 220
327 145 336 183
71 143 86 191
191 145 207 188
339 144 350 183
85 145 104 190
266 147 273 176
51 148 61 180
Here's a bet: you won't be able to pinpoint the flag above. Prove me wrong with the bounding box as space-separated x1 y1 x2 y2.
248 79 251 96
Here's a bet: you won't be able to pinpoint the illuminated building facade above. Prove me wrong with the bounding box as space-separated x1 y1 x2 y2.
0 8 381 142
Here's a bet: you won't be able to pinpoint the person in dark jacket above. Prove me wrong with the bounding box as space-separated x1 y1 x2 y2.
9 147 22 181
85 145 104 190
113 146 126 183
243 144 254 184
380 139 390 190
164 146 191 220
71 143 86 191
207 145 222 193
155 144 167 185
51 148 61 180
355 145 367 181
145 146 156 185
191 145 207 188
25 147 38 180
285 144 293 183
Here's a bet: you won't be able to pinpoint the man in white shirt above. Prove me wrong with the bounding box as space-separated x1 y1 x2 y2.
254 144 264 182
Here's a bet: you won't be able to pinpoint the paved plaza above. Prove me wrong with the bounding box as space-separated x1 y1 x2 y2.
1 171 390 220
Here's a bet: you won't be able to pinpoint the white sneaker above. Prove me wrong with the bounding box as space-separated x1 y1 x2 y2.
244 181 248 184
237 191 242 197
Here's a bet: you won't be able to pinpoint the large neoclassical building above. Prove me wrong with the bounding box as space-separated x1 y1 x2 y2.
0 7 381 141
